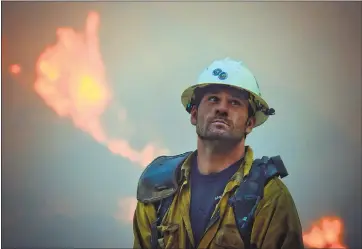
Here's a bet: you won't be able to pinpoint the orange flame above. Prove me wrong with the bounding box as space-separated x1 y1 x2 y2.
21 11 169 167
303 216 347 248
9 64 21 75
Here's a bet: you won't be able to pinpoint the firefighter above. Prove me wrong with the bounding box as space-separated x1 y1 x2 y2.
133 58 304 249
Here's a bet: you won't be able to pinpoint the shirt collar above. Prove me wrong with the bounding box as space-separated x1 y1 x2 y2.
180 146 255 184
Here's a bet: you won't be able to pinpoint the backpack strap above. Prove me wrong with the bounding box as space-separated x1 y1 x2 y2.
136 151 192 249
137 151 192 204
228 155 288 249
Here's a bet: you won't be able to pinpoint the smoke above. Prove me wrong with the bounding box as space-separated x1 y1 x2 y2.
7 10 350 248
114 197 138 224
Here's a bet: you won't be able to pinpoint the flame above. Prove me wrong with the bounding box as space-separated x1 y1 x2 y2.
303 216 347 248
10 11 170 167
7 11 168 227
9 64 21 75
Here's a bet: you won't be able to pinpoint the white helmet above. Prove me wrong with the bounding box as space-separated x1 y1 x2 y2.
181 58 275 127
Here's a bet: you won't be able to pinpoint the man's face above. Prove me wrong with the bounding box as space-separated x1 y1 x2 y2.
191 86 255 142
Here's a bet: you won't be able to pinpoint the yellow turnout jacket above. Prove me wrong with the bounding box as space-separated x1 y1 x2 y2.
133 146 304 249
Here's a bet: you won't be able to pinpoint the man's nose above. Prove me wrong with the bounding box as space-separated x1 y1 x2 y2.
215 99 229 116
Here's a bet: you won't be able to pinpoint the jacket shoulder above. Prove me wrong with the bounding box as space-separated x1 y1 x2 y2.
136 151 192 204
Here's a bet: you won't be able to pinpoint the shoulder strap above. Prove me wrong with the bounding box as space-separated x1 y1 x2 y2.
228 155 288 248
137 151 192 204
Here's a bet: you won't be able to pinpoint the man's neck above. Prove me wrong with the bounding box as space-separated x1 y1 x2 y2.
196 138 246 175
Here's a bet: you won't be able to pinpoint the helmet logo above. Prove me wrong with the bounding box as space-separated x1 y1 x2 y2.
212 68 228 80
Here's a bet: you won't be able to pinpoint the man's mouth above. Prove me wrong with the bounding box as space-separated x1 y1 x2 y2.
211 119 229 126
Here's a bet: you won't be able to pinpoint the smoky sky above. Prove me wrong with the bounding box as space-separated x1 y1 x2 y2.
2 1 361 248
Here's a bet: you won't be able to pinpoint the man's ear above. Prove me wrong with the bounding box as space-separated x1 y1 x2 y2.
245 116 256 134
190 106 197 126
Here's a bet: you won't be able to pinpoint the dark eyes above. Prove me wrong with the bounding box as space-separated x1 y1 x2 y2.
207 96 242 106
208 96 218 102
230 100 241 106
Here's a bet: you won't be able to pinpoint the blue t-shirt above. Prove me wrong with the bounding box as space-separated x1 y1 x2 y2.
189 156 242 246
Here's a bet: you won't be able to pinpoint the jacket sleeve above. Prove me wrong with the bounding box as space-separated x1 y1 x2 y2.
251 179 305 249
133 201 156 249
